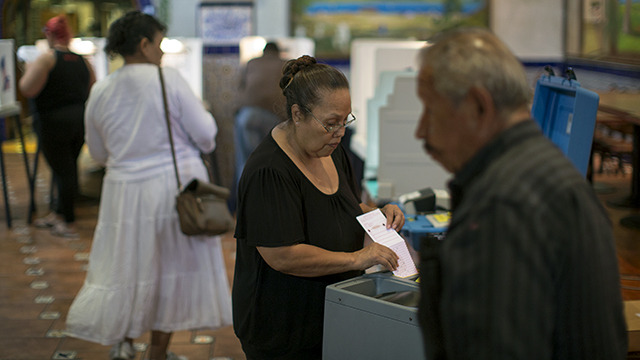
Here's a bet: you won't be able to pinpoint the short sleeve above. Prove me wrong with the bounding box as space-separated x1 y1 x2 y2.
239 166 306 248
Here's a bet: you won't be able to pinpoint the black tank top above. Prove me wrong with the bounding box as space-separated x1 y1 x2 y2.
34 50 90 113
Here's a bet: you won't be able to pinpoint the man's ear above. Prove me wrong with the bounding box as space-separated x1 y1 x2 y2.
467 86 497 136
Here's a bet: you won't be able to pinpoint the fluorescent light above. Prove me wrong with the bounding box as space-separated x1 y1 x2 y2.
161 38 185 54
239 36 267 65
69 38 97 55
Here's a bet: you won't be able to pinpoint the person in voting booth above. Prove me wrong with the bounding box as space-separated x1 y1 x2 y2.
64 11 231 360
234 42 288 190
415 27 627 359
232 55 405 359
19 15 96 238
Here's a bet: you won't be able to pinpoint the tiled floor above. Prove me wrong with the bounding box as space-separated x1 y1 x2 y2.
0 145 246 360
0 140 639 359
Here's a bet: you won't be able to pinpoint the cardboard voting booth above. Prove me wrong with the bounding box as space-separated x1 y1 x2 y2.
531 74 599 177
349 39 426 160
323 273 424 360
363 71 450 201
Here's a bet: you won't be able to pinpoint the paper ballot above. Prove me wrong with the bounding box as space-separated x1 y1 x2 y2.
357 209 418 278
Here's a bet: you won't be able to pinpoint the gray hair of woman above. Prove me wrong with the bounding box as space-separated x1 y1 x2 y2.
279 55 350 121
418 27 532 118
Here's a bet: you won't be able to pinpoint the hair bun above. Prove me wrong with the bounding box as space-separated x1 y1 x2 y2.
280 55 317 91
289 55 316 76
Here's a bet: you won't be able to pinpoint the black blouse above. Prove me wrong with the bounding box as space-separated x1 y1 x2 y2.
233 134 364 359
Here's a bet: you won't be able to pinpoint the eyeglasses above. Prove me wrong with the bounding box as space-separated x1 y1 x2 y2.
303 107 356 133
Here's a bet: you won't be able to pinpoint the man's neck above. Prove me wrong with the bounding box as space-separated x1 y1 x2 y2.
502 107 531 130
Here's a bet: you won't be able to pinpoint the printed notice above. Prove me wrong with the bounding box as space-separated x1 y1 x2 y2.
425 212 451 227
357 209 418 278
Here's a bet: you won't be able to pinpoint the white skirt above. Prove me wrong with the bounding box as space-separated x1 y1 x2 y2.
66 158 233 345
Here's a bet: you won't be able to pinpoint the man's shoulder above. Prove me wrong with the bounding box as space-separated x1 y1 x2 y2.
471 134 585 204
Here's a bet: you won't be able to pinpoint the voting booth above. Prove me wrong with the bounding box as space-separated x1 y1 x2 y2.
160 37 205 99
348 39 450 202
20 37 110 83
365 70 413 179
349 39 426 161
323 273 424 360
21 37 205 98
363 70 450 201
531 74 600 177
375 72 450 200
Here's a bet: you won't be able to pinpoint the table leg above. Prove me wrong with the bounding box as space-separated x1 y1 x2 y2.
0 143 11 228
27 140 40 224
13 117 36 224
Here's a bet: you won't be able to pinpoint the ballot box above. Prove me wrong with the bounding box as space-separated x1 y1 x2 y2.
323 273 425 360
531 74 599 177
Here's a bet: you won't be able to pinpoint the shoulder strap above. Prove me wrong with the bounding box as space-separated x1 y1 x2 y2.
159 66 181 189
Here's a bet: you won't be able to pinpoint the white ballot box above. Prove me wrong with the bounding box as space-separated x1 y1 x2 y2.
323 273 425 360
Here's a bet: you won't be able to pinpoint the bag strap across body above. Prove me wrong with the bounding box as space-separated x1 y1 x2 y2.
159 66 182 190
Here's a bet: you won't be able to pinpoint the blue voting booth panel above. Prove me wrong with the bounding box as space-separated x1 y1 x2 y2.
401 215 447 251
531 75 599 177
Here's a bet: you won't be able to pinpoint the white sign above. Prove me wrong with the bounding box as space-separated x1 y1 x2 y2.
199 3 252 46
0 39 16 107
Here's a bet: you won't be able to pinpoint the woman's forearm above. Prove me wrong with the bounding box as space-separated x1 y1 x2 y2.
257 241 398 277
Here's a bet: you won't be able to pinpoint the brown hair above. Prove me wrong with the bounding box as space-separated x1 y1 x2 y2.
279 55 349 121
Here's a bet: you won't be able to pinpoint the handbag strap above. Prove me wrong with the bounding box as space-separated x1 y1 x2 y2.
159 66 182 190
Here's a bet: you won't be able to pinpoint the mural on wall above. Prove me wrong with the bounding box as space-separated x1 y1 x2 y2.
291 0 488 59
611 0 640 60
581 0 640 61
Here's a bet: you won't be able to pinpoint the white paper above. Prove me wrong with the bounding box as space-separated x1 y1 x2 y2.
357 209 418 278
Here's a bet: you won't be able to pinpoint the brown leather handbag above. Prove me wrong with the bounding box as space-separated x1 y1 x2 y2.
159 66 234 236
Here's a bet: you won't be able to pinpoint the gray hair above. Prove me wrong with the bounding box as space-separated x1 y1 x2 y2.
418 27 532 115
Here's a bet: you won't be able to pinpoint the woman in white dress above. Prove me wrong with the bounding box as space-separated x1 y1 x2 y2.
65 11 232 360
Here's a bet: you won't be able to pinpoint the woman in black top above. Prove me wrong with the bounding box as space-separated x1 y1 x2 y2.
19 15 95 237
233 55 405 359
